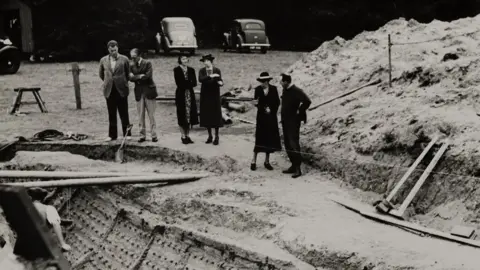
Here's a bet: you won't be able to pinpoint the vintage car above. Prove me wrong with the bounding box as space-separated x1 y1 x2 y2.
0 37 21 74
155 17 198 55
223 19 270 54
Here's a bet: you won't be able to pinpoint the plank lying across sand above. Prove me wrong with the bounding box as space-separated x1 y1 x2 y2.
0 170 161 179
4 173 210 188
328 195 480 249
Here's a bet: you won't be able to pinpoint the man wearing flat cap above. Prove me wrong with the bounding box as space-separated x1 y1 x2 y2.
279 73 311 178
99 40 132 141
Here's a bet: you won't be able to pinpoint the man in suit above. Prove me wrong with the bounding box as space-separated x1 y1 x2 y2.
280 73 311 178
129 48 158 142
99 40 132 141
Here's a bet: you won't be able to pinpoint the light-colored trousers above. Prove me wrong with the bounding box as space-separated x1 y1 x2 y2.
136 95 157 139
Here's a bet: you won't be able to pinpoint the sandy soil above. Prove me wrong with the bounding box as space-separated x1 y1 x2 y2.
2 139 480 269
4 15 480 269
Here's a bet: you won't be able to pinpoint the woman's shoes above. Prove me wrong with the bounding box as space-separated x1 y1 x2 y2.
213 137 219 145
264 162 273 170
186 136 194 144
206 136 213 144
250 163 256 171
181 137 188 144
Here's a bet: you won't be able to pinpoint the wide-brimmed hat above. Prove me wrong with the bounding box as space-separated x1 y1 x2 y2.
257 71 272 82
200 54 215 62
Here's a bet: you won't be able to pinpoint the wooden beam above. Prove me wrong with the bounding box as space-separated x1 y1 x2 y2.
0 170 161 179
5 173 210 188
329 195 480 248
392 140 449 218
309 78 381 111
386 135 439 202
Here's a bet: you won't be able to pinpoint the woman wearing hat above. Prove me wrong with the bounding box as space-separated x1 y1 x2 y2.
174 54 199 144
198 54 224 145
251 71 281 170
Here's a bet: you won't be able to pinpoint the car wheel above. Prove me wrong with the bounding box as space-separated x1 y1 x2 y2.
0 50 21 74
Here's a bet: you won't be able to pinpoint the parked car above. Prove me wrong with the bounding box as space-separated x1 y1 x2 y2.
0 37 21 74
155 17 198 55
223 19 270 54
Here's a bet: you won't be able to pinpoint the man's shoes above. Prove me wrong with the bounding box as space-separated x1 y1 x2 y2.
138 138 146 143
213 137 219 145
206 136 213 144
250 163 256 171
152 137 158 142
186 136 194 144
292 170 302 178
264 162 273 170
282 166 296 174
181 137 189 144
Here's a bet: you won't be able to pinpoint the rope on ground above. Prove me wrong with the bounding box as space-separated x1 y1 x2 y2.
391 28 480 46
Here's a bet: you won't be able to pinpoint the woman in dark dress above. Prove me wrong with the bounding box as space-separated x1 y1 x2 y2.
251 72 282 171
174 55 199 144
198 54 224 145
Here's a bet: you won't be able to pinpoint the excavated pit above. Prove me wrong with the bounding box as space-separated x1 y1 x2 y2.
0 142 314 270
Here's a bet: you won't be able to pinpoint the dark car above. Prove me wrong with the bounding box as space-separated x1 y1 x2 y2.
223 19 270 54
155 17 198 55
0 37 21 74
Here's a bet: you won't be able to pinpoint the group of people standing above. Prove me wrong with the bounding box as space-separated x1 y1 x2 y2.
98 40 224 145
98 40 311 178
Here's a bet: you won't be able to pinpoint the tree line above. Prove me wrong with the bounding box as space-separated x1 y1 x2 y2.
30 0 479 60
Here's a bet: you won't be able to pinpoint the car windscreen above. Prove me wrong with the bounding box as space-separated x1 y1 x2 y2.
245 23 263 30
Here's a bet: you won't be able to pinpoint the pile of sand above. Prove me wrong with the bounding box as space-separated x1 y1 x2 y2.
284 15 480 161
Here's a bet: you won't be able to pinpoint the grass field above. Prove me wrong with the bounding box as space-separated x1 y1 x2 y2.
0 49 304 141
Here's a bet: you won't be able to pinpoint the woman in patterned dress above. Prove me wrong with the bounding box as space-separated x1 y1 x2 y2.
198 54 223 145
174 55 199 144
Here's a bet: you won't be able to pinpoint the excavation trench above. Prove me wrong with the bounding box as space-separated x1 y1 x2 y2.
2 138 476 269
302 136 480 227
0 142 315 269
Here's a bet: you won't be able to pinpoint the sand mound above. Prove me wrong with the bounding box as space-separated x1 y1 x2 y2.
288 16 480 156
278 15 480 221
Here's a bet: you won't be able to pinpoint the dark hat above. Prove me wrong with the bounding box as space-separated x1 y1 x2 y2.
107 40 118 47
27 187 48 201
280 73 292 83
257 71 272 82
200 54 215 62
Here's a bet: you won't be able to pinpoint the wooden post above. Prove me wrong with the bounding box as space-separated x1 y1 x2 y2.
71 62 82 109
388 34 392 88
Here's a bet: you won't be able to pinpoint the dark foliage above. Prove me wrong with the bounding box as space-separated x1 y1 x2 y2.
30 0 480 60
32 0 154 61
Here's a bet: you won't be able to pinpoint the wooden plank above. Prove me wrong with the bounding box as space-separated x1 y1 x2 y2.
329 195 480 248
309 78 381 111
394 140 449 217
5 173 210 188
0 170 161 179
386 135 439 201
0 185 71 268
451 225 475 239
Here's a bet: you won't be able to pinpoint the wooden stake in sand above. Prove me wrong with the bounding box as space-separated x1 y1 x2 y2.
5 173 210 188
69 63 83 109
309 78 381 111
388 34 392 88
0 170 161 179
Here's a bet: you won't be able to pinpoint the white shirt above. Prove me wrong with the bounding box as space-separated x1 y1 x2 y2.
109 55 117 70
